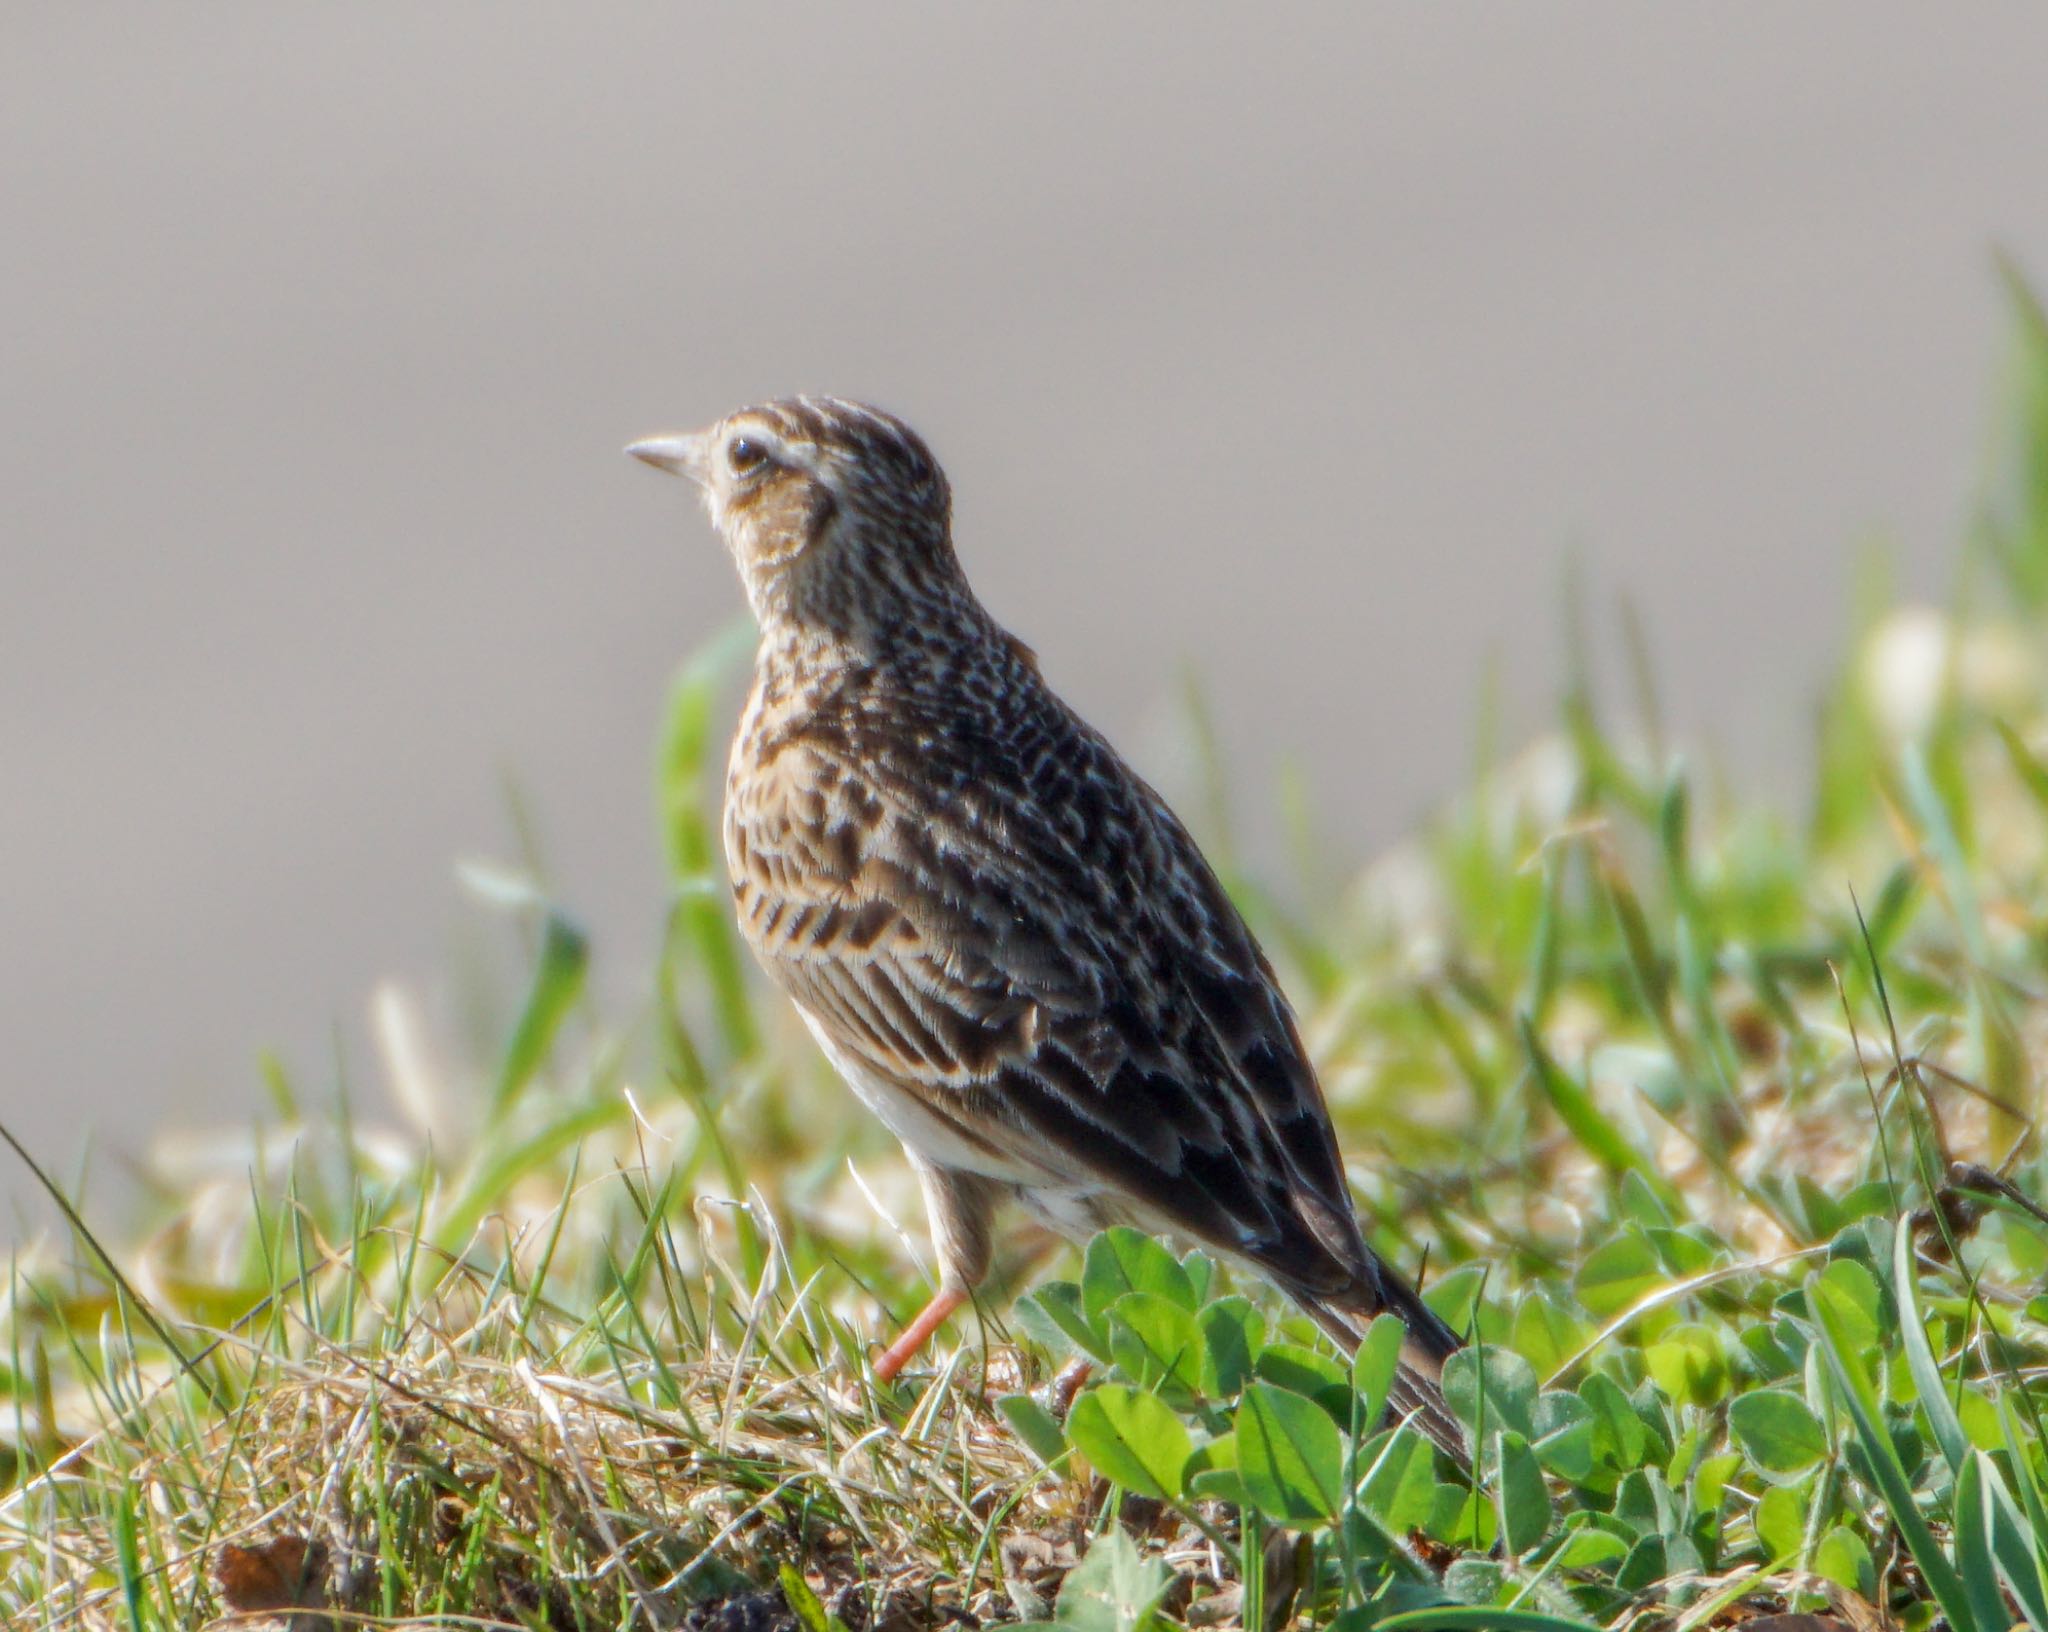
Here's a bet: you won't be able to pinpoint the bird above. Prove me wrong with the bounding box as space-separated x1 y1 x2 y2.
627 397 1465 1456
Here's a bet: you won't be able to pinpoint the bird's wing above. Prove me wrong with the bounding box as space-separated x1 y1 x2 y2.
727 710 1397 1310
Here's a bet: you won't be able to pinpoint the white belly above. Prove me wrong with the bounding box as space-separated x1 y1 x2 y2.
797 1009 1049 1187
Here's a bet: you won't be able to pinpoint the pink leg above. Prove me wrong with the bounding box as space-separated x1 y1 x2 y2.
872 1286 967 1382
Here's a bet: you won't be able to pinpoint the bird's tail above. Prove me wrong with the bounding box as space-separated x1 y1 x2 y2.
1381 1354 1466 1462
1303 1266 1468 1463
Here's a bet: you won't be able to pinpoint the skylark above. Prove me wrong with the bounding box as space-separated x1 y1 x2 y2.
629 398 1463 1454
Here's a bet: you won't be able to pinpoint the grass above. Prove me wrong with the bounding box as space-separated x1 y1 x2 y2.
8 266 2048 1629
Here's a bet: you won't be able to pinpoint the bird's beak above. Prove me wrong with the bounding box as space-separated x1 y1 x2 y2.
625 431 710 484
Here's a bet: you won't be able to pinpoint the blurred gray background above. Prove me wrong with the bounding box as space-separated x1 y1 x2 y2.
5 5 2048 1220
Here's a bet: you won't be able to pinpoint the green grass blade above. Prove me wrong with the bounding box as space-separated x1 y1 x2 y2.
1518 1017 1672 1205
657 620 761 1061
1955 1453 2019 1632
1893 1219 1970 1476
436 1099 625 1248
1899 741 1989 965
1807 1267 1978 1632
2000 1400 2048 1626
1373 1609 1600 1632
1979 1452 2048 1632
494 909 589 1110
1995 719 2048 812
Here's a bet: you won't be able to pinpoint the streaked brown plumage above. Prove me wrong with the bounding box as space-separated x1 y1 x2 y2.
628 397 1464 1455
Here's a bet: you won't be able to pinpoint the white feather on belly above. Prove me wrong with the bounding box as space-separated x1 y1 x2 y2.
797 1007 1045 1184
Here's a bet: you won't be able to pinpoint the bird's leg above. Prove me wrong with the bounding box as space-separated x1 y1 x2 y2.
872 1285 967 1382
872 1159 1000 1382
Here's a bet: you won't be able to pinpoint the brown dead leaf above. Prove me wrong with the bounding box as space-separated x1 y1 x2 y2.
999 1528 1081 1621
1259 1530 1310 1632
212 1532 329 1615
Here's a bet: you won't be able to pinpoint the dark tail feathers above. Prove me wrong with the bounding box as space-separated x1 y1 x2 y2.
1301 1261 1468 1462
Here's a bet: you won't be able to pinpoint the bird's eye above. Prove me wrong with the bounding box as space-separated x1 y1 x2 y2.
727 436 769 475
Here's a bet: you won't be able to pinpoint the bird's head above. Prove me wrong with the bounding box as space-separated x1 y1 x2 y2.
629 396 967 646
